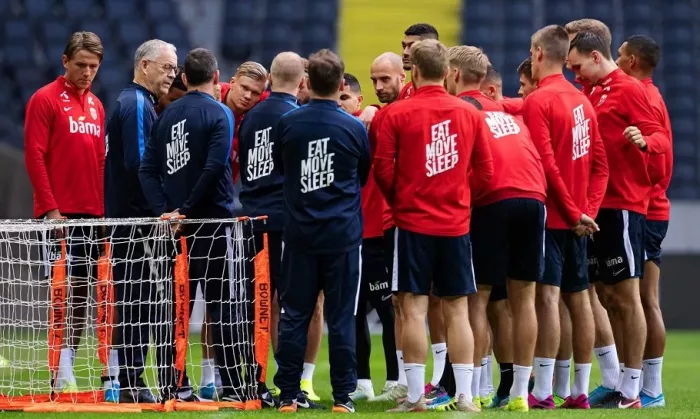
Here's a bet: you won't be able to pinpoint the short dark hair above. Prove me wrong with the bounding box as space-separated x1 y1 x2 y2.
308 49 345 96
343 73 361 94
484 65 502 84
624 35 660 70
171 66 186 91
517 58 533 81
565 19 612 48
404 23 439 40
569 31 612 60
184 48 218 86
532 25 570 63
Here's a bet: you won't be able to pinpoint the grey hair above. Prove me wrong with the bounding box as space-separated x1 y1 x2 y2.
134 39 176 69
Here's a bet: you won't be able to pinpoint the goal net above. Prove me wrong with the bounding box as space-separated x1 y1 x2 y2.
0 217 270 413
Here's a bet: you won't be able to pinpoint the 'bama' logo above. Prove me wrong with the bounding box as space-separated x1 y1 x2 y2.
69 116 100 137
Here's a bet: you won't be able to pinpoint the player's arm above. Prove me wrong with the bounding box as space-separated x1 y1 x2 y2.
138 118 167 215
23 93 59 217
586 118 608 219
624 84 671 154
356 125 371 187
501 97 523 115
180 110 234 217
231 124 240 183
97 102 106 216
373 111 398 205
522 96 582 227
468 112 494 190
121 93 153 174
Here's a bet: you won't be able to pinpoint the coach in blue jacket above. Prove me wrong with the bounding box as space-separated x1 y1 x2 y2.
272 49 371 413
105 39 179 403
139 47 244 403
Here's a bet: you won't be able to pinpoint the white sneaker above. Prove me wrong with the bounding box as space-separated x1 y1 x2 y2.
371 382 407 402
350 379 375 401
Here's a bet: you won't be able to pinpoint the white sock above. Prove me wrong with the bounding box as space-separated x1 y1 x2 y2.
571 363 591 398
357 378 373 391
201 358 215 386
453 363 474 403
58 348 75 383
554 359 571 398
471 366 481 400
405 363 425 403
177 388 193 399
642 357 663 398
615 363 625 391
107 349 119 381
301 363 315 381
479 357 490 397
214 367 222 388
430 342 447 386
487 355 495 393
532 357 555 401
510 365 532 400
619 367 641 400
594 345 620 389
397 351 407 386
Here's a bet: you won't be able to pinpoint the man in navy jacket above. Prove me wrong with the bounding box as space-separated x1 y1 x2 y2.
272 49 370 413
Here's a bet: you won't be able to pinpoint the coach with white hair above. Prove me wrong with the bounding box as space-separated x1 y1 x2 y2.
105 39 193 404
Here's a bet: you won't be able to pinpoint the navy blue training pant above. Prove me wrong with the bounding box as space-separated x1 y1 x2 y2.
274 246 361 403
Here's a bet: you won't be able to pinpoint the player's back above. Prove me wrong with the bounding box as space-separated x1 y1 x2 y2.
275 99 370 253
152 91 235 217
524 74 599 224
378 85 492 236
238 92 298 229
459 91 545 207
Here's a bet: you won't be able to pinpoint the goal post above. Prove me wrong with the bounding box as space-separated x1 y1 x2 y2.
0 216 270 413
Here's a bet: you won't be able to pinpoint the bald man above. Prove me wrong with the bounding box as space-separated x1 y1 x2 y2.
237 51 320 408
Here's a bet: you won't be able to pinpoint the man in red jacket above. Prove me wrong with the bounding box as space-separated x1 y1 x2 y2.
616 34 672 409
24 32 106 393
375 39 493 413
517 58 537 99
525 25 609 410
568 31 671 409
446 45 547 413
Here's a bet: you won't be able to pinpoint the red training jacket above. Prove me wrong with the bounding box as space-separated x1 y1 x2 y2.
374 85 494 236
220 82 270 182
459 91 546 207
362 106 394 238
24 76 105 218
642 78 673 221
398 82 413 100
522 74 609 228
501 97 523 115
588 69 670 215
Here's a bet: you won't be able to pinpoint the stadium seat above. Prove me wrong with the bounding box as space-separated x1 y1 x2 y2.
303 24 334 50
40 20 72 43
154 22 188 46
465 1 499 20
307 0 338 21
116 21 148 46
664 27 693 44
62 0 97 20
105 0 137 21
99 66 131 91
3 43 35 68
4 19 33 41
24 0 55 17
145 0 173 20
505 24 534 48
226 0 257 23
504 0 534 23
77 21 112 45
666 2 695 22
585 1 614 20
266 0 305 24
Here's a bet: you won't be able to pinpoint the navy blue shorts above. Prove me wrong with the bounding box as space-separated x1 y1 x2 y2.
392 228 475 298
42 214 101 280
361 236 392 308
471 198 546 289
489 285 508 302
588 209 646 285
644 220 669 268
541 229 588 293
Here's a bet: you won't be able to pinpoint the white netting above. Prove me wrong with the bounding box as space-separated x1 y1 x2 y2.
0 217 270 412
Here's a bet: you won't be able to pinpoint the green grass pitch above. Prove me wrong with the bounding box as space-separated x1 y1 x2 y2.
3 331 699 417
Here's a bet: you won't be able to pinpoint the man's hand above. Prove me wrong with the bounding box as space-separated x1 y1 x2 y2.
214 84 222 101
624 126 647 150
572 213 599 237
358 106 378 129
161 210 185 235
45 209 66 239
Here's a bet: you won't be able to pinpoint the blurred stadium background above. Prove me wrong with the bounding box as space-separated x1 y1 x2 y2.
0 0 698 327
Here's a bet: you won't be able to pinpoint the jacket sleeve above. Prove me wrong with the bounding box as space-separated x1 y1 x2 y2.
626 83 671 155
469 112 494 192
138 118 167 215
586 117 608 219
356 125 371 187
121 91 151 172
180 110 234 216
24 92 58 217
97 101 106 216
522 96 583 226
373 110 398 205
